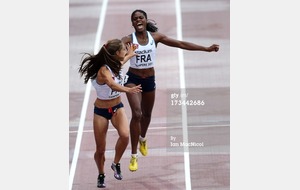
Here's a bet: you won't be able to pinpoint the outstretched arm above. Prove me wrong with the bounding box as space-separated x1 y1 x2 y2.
152 32 219 52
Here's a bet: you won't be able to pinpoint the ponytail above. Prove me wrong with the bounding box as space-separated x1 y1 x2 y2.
146 19 158 32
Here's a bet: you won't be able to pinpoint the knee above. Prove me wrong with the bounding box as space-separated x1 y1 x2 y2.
120 132 129 143
131 110 142 120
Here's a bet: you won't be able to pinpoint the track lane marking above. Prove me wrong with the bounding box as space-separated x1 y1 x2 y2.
69 0 108 189
175 0 191 189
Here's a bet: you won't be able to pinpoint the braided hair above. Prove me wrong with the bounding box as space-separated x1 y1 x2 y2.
131 9 158 32
78 39 123 84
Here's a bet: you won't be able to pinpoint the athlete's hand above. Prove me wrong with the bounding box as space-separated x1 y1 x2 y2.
127 84 142 94
126 43 138 57
121 43 138 65
207 44 219 52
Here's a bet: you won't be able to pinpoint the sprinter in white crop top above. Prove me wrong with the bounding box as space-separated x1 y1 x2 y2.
78 39 141 187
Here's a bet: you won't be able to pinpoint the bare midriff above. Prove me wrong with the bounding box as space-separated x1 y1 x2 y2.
128 67 155 78
94 96 122 109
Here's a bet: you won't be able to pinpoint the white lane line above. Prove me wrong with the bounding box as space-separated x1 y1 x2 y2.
175 0 191 190
69 124 230 134
69 0 108 190
93 0 108 54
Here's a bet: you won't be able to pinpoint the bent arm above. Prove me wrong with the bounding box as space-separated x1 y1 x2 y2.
99 67 141 93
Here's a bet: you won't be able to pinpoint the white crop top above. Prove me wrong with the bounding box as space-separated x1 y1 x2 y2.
92 65 125 100
130 31 156 69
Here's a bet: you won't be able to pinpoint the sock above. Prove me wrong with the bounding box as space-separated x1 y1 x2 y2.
131 153 138 158
139 136 146 142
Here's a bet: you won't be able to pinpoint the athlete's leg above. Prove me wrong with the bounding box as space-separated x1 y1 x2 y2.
111 108 129 164
140 90 155 138
93 114 109 174
110 107 129 179
126 84 142 155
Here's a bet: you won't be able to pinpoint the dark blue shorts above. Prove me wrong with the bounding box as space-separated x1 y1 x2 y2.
94 102 124 120
124 71 156 92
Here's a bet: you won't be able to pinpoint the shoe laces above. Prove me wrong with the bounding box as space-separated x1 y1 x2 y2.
115 163 121 174
141 140 146 146
130 156 137 163
98 174 105 184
